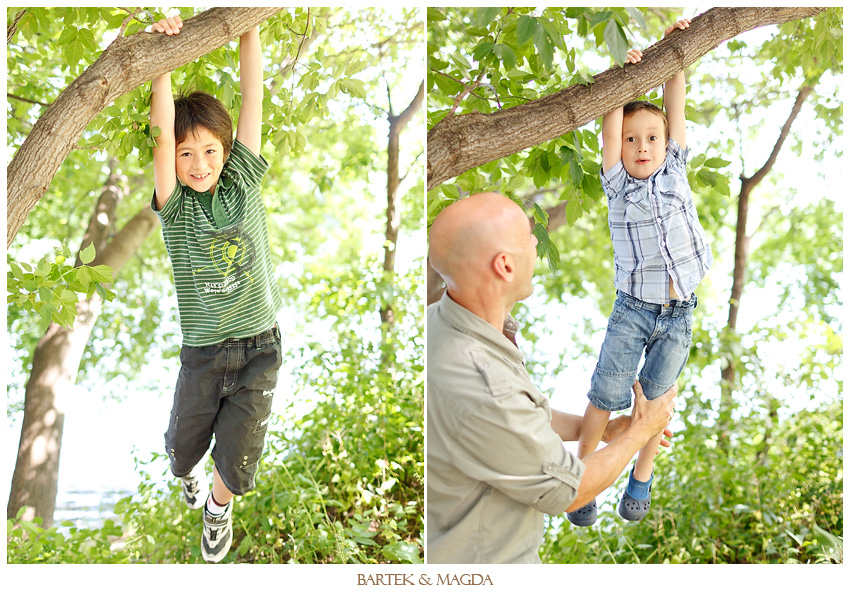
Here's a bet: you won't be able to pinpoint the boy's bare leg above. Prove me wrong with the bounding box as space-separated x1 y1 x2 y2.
577 403 612 459
568 402 613 524
212 464 234 505
633 430 664 481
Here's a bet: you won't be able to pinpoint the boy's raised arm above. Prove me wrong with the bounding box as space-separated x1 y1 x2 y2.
662 19 690 149
150 16 183 210
151 72 176 209
235 26 263 157
601 107 624 174
601 49 643 174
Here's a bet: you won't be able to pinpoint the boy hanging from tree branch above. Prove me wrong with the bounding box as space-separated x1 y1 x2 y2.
150 15 283 562
569 19 713 527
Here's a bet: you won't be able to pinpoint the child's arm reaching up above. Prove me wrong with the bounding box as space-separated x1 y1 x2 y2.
150 16 184 209
662 19 690 150
235 26 263 157
601 48 643 174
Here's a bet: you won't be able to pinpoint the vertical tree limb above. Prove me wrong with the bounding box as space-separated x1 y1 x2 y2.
381 80 424 327
7 165 160 526
717 84 812 452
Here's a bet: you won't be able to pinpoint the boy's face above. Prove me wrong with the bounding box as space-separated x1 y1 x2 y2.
175 126 226 194
621 110 667 180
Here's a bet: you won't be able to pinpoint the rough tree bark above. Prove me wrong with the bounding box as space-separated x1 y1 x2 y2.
716 85 812 452
7 163 160 526
381 80 425 327
426 6 825 190
7 7 281 248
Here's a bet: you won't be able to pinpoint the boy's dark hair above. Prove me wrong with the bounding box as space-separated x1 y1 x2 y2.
174 92 233 159
623 100 668 140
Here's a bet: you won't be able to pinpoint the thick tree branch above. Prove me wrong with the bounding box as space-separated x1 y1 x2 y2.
7 7 282 248
426 7 825 190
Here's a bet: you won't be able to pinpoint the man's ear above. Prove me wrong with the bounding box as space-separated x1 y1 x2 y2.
491 252 514 282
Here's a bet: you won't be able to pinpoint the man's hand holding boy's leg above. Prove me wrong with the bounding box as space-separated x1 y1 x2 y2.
630 381 677 441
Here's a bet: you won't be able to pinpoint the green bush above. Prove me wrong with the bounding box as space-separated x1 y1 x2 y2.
7 263 423 564
6 508 127 563
540 395 843 564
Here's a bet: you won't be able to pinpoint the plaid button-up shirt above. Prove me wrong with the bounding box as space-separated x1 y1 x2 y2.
600 138 713 304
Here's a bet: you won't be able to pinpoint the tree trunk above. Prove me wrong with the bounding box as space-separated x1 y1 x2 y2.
381 80 424 326
426 7 825 190
7 170 160 526
7 7 281 248
716 85 811 452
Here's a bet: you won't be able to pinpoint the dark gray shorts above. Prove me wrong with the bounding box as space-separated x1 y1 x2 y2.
164 325 282 495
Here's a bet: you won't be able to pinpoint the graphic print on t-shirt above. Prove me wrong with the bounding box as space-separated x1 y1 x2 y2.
194 223 257 295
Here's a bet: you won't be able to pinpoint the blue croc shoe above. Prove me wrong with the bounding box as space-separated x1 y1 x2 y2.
618 468 652 522
567 498 597 527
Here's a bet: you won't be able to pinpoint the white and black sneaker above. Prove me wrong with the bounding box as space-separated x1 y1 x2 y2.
201 498 233 563
179 469 208 510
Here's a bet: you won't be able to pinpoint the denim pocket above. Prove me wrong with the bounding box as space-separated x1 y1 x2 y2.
607 296 629 327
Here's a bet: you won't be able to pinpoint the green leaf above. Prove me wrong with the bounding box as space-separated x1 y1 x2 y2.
533 24 554 72
574 72 595 86
689 153 706 168
704 156 731 168
569 158 584 187
339 78 367 98
546 238 560 272
604 19 629 66
10 261 24 280
427 8 447 23
79 243 96 265
565 197 584 225
713 174 731 196
471 40 495 62
696 169 720 187
533 223 550 260
493 44 517 69
89 264 114 284
76 266 91 288
381 542 421 564
475 7 501 29
440 183 460 200
626 7 648 32
532 203 549 226
589 10 615 30
516 15 536 46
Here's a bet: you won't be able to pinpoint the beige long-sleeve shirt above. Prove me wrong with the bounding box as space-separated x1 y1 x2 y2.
426 292 585 564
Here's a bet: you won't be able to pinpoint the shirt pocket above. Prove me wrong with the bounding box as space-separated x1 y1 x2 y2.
620 182 653 223
664 208 708 256
471 350 515 398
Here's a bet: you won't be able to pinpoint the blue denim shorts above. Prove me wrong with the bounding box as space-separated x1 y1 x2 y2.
165 325 282 495
588 291 696 411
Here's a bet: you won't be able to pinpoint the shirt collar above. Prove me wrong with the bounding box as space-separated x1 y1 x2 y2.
438 291 525 364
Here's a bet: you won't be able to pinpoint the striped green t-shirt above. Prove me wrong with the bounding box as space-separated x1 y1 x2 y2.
152 139 282 347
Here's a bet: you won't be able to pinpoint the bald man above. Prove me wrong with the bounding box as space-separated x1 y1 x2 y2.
427 192 676 564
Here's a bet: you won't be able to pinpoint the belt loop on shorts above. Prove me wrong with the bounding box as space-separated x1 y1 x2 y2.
619 290 639 311
253 322 278 348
